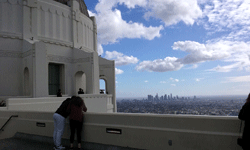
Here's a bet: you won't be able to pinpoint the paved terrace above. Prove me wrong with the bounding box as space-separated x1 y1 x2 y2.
0 133 139 150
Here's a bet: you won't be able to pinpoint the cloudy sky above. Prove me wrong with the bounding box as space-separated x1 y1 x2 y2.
84 0 250 98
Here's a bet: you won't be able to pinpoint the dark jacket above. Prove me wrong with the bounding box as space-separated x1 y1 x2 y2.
55 98 71 118
239 102 250 142
67 100 87 122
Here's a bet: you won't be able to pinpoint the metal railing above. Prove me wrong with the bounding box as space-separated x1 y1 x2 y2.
0 115 18 131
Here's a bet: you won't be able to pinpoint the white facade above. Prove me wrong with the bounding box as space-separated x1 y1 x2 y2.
0 0 116 112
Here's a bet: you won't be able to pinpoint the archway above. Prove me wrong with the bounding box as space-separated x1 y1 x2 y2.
75 71 86 94
24 67 30 96
99 78 107 94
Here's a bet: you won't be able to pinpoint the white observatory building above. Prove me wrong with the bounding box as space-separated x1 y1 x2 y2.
0 0 116 112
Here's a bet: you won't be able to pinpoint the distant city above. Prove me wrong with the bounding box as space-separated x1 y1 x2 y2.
147 93 197 101
117 94 246 116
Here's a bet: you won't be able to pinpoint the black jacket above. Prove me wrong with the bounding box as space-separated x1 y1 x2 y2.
55 98 71 118
239 102 250 141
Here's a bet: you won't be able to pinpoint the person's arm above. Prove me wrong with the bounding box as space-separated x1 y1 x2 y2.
82 100 87 112
238 106 245 120
238 104 250 120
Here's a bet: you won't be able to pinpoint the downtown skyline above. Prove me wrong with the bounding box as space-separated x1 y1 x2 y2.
84 0 250 98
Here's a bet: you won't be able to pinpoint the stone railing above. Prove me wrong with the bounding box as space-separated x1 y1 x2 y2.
7 95 114 113
0 110 242 150
79 94 114 113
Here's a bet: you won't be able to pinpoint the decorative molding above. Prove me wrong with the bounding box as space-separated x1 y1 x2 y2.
99 64 114 69
0 49 34 58
22 49 33 58
0 32 23 40
25 0 37 8
0 0 23 5
0 50 22 58
47 54 90 64
38 2 71 18
47 54 72 63
38 36 73 48
74 57 90 63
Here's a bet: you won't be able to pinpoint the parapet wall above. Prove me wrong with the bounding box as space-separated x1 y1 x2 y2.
0 110 242 150
7 95 113 113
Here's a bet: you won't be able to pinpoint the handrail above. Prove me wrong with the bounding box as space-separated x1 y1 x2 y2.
0 115 18 131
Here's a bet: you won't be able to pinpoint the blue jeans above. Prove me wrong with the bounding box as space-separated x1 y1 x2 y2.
53 113 65 147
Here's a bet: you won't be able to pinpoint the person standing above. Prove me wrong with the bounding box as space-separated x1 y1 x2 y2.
68 96 87 149
238 93 250 150
57 89 62 97
53 97 72 150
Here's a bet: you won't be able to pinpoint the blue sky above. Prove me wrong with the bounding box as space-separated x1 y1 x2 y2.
84 0 250 98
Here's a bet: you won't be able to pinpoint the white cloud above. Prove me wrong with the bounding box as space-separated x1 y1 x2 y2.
170 78 179 82
97 43 104 55
144 0 202 26
136 57 183 72
201 0 250 41
160 81 166 84
192 64 198 69
173 40 250 72
89 0 203 51
186 64 199 69
105 51 139 66
115 68 124 74
225 75 250 83
171 84 176 86
145 80 148 83
195 78 204 82
173 40 230 64
90 0 163 45
208 63 241 72
118 0 147 8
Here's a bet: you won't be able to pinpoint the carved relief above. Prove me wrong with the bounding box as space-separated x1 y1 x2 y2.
99 65 114 69
22 49 33 58
74 57 90 63
0 32 23 40
38 37 73 48
47 54 90 64
0 50 22 58
1 0 23 5
47 54 72 63
38 1 71 18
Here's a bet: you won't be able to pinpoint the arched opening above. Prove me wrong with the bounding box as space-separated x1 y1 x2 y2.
99 78 107 94
24 67 30 96
75 71 86 95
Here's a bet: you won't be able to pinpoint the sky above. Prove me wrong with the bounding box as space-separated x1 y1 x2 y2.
84 0 250 98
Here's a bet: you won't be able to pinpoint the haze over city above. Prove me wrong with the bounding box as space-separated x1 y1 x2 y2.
85 0 250 98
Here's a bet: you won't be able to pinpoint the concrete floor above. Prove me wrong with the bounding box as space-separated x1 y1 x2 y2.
0 133 142 150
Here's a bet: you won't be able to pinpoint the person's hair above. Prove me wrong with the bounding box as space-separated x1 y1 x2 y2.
246 93 250 103
71 96 83 107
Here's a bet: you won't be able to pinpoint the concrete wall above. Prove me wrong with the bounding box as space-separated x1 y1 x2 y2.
0 110 242 150
7 95 114 113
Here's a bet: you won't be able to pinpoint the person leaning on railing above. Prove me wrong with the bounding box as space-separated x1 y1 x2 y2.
238 93 250 150
67 96 87 149
53 96 74 150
